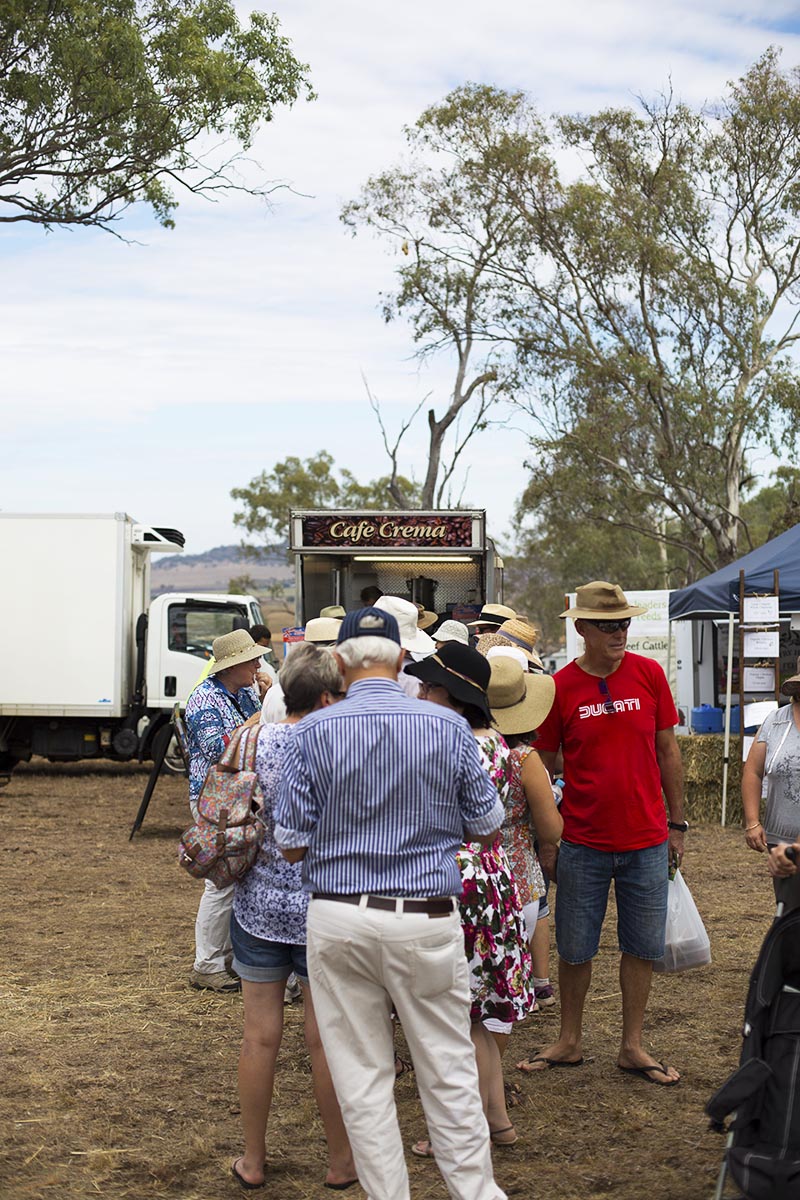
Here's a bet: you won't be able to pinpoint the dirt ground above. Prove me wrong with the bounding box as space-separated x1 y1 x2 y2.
0 760 775 1200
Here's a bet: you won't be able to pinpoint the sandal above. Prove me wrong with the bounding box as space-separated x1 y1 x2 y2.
490 1125 519 1148
394 1054 414 1078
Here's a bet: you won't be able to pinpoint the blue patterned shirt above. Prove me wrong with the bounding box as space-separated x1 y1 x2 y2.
184 675 260 804
273 678 504 896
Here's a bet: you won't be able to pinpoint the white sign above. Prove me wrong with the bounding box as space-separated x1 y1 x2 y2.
743 630 780 658
743 700 778 728
743 666 776 691
742 595 779 624
742 735 755 761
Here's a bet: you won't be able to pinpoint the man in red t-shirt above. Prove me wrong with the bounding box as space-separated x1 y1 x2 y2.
517 582 685 1086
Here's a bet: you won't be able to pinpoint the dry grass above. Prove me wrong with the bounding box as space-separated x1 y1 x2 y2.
0 759 773 1199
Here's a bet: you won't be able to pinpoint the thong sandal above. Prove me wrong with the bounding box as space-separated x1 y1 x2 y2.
411 1140 436 1159
394 1054 414 1078
490 1125 519 1147
617 1061 679 1086
231 1159 265 1190
324 1180 359 1191
517 1054 584 1073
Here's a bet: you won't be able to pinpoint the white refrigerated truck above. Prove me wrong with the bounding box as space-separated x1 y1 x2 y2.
0 513 264 779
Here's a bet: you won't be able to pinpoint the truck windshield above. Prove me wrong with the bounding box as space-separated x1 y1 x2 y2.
168 602 248 659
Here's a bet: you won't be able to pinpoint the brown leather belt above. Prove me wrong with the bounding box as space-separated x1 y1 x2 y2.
312 893 456 916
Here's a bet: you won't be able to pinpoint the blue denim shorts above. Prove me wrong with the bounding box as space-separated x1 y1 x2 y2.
554 839 669 964
230 912 309 984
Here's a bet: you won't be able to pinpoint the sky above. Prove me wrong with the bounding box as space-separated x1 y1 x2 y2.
3 1 799 557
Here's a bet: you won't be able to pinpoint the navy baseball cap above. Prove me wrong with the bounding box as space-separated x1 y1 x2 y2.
337 606 401 646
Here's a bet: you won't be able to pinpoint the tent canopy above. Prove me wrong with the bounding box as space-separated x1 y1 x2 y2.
669 523 800 620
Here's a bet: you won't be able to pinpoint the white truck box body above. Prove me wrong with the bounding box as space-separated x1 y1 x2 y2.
0 513 147 717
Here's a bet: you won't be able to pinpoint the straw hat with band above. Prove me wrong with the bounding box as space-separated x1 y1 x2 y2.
488 658 556 736
208 629 265 676
781 657 800 696
476 629 544 671
467 602 517 630
560 581 646 621
405 642 492 725
496 619 544 669
415 602 439 631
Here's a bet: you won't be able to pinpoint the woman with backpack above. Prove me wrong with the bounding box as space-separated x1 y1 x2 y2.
230 643 356 1192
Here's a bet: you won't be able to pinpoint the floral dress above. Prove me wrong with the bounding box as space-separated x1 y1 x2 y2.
457 731 535 1023
503 746 546 907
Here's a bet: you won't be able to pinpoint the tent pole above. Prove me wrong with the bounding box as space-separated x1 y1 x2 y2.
721 612 735 826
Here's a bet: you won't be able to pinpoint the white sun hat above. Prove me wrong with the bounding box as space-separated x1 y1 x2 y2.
375 595 436 655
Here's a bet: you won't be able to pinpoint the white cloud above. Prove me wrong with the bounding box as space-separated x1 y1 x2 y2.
2 0 796 550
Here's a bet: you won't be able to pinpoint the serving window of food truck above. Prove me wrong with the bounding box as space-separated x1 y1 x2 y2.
290 510 500 624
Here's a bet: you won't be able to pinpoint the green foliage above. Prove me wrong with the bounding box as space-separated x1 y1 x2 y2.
228 573 258 595
231 451 422 555
0 0 313 231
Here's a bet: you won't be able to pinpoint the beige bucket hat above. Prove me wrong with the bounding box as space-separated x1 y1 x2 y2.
375 595 435 655
435 619 470 646
560 581 646 621
208 629 265 675
781 657 800 695
488 658 555 736
304 616 342 644
319 605 346 619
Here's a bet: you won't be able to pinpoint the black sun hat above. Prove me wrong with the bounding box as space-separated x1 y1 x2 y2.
405 642 492 725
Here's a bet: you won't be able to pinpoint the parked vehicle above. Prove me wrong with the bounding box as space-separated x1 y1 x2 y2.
0 513 263 780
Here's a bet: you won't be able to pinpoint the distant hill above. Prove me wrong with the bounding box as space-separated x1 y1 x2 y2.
151 543 291 596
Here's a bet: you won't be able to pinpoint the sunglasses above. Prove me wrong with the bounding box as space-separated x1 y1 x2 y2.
583 618 631 633
598 677 616 715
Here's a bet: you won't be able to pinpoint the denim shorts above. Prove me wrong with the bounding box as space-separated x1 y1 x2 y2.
554 839 669 964
230 912 309 984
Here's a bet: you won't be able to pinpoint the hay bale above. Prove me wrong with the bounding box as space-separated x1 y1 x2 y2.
677 734 743 826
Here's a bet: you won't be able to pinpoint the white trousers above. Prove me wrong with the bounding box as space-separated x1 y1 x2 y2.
307 898 507 1200
193 879 234 974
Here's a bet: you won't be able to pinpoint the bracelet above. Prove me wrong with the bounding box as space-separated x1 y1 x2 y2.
744 821 762 831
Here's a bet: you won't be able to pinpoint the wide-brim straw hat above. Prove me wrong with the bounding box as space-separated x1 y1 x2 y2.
435 619 469 646
208 629 265 675
415 603 439 630
304 616 342 643
476 629 544 671
466 602 517 629
375 595 436 655
319 605 346 619
560 581 646 621
405 642 492 725
488 658 555 735
781 657 800 695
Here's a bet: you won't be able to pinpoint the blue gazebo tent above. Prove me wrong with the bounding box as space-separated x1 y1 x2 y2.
669 522 800 620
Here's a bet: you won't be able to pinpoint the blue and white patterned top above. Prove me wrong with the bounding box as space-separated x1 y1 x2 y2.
234 724 308 943
274 678 504 897
184 675 260 804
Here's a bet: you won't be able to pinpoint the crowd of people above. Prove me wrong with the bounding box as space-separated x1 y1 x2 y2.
180 580 800 1200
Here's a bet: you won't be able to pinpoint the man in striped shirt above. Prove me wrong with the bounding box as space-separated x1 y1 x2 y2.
275 607 507 1200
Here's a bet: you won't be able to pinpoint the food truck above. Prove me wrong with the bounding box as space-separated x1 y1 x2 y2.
289 509 503 625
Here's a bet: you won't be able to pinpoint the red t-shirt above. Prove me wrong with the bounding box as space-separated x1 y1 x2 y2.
536 652 678 852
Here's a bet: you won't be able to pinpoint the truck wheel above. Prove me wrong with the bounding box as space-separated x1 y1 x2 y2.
162 734 187 776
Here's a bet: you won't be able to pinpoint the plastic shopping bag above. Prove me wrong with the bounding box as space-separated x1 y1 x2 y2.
652 868 712 973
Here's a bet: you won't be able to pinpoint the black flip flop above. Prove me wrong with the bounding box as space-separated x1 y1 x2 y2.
517 1054 584 1072
231 1159 265 1190
324 1182 359 1192
617 1061 679 1086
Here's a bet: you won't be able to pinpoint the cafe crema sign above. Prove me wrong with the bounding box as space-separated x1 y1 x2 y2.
301 513 475 549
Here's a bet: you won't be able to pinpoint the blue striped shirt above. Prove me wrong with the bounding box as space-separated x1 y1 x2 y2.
273 677 504 896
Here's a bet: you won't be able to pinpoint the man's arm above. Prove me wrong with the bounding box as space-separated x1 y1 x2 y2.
273 733 319 861
656 727 685 865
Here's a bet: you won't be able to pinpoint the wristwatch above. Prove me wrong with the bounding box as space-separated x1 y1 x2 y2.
668 820 689 832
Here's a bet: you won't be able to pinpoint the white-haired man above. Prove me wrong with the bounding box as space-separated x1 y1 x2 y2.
274 607 507 1200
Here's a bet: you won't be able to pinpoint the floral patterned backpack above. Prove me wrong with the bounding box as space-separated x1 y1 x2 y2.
178 726 264 888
